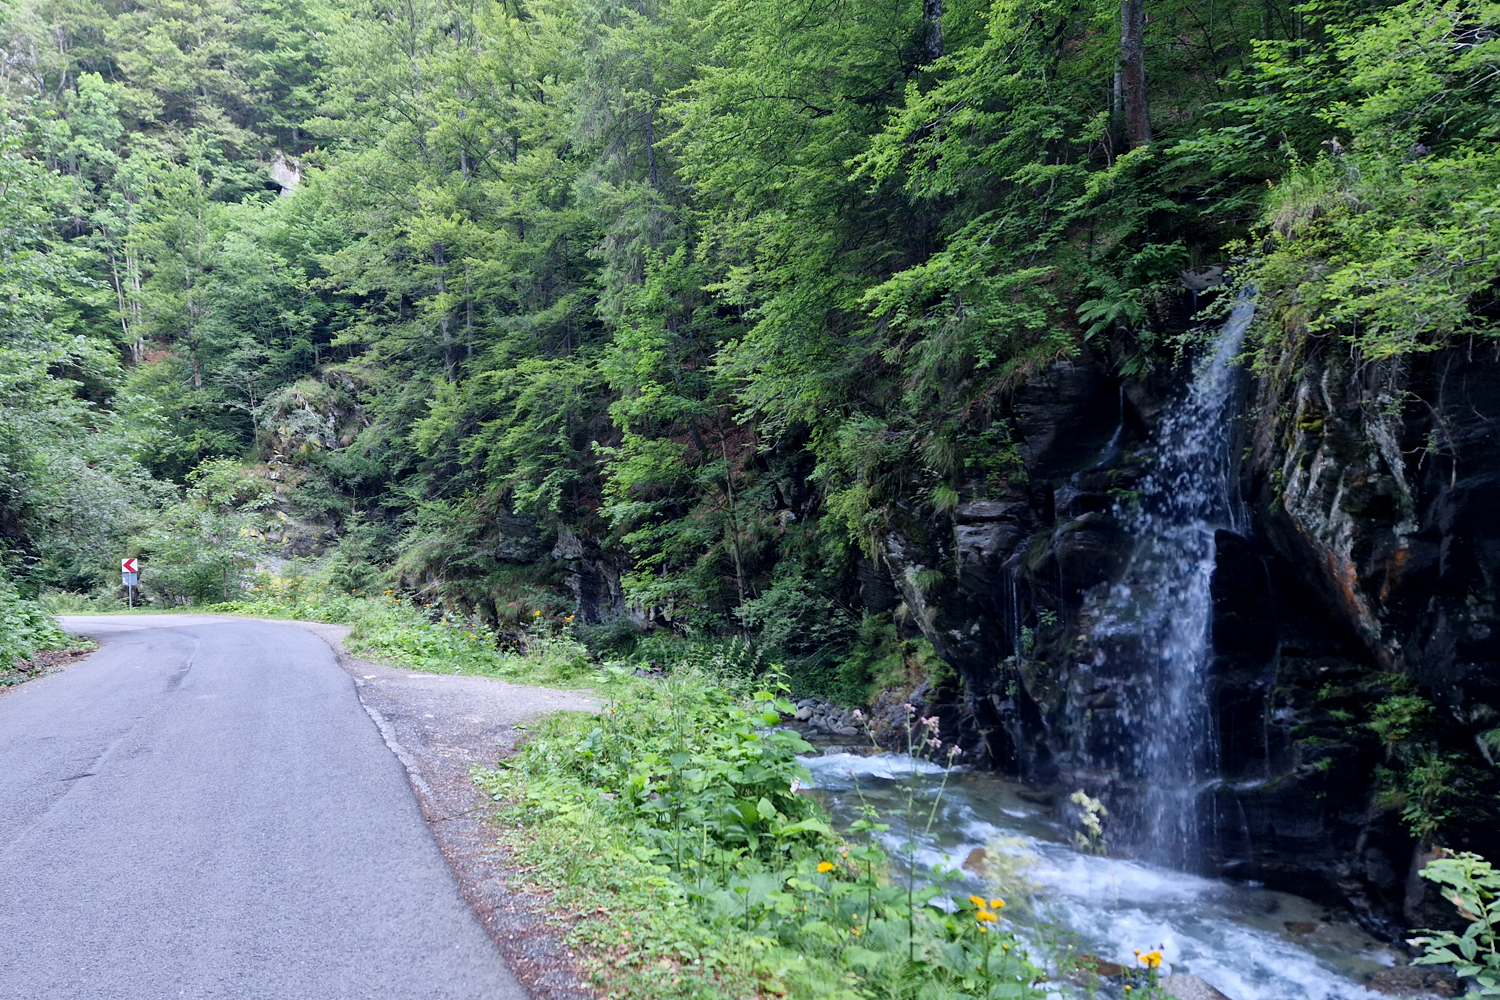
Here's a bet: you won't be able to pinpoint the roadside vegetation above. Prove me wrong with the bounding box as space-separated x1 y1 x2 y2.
0 581 94 686
1414 852 1500 997
474 662 1174 1000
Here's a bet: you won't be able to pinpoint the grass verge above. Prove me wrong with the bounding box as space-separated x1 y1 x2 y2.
177 593 601 687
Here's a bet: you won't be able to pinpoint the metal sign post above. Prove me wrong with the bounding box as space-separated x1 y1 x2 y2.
122 558 138 609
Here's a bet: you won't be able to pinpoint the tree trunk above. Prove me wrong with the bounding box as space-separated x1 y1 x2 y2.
718 430 747 612
104 246 134 360
1120 0 1150 148
923 0 944 63
434 243 453 379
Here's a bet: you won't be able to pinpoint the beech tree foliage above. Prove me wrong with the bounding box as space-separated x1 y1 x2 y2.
0 0 1494 671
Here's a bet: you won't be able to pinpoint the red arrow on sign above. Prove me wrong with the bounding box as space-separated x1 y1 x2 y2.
122 557 138 574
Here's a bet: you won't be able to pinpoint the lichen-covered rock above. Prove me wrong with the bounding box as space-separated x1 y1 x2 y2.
1366 964 1461 998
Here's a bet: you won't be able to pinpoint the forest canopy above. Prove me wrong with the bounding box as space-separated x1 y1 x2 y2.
2 0 1496 686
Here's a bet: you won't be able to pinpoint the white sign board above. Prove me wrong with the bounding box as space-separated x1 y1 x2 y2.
121 557 138 574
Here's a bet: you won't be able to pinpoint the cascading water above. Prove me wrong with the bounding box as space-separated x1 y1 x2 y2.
1088 290 1256 869
801 756 1393 1000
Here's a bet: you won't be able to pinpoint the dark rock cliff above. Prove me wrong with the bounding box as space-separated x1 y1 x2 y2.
871 304 1500 939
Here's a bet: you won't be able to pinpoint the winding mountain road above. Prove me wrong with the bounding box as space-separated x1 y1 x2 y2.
0 615 529 1000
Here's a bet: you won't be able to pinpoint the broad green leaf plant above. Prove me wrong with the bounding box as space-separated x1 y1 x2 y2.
1414 852 1500 996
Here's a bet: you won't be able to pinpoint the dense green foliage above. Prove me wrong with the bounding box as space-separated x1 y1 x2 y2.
476 672 1062 999
1 0 1496 691
0 579 70 672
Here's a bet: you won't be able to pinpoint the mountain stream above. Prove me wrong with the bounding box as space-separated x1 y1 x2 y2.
802 752 1398 1000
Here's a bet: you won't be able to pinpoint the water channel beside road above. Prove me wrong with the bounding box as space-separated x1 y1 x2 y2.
802 751 1398 1000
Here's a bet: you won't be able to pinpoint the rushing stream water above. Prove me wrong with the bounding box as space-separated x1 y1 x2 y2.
802 752 1396 1000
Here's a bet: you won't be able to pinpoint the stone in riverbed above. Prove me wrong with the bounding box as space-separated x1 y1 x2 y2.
1076 954 1125 977
1161 973 1234 1000
1366 965 1461 998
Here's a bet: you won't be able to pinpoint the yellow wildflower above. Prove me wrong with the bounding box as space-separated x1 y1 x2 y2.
1139 951 1162 969
975 910 997 923
990 898 1005 909
968 895 986 908
817 861 835 873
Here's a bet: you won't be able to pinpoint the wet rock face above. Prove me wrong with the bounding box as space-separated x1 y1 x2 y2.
867 331 1500 939
1253 341 1500 693
1218 340 1500 933
1012 359 1122 478
873 353 1140 778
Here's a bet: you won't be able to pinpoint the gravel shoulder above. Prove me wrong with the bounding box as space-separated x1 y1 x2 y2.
289 620 600 1000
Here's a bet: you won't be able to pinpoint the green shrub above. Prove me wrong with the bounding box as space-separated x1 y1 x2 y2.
572 614 644 659
37 588 126 614
476 671 1049 1000
134 459 276 605
0 580 69 669
1414 851 1500 996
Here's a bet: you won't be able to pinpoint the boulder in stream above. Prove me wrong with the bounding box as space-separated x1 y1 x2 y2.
1160 973 1234 1000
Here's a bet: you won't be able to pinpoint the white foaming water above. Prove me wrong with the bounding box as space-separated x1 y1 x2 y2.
1085 291 1258 867
802 753 1394 1000
802 752 950 784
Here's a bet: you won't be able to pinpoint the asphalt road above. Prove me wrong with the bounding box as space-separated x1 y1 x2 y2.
0 615 528 1000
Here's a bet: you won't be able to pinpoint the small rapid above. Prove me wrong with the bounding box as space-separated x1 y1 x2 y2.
802 753 1395 1000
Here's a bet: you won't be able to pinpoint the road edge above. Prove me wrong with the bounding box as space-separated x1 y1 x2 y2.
290 620 598 1000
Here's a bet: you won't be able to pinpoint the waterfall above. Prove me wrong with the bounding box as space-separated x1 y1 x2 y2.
1092 290 1255 869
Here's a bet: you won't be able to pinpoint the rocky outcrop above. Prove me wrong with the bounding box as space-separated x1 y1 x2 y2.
1254 337 1500 697
551 527 628 623
1214 335 1500 933
861 308 1500 939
